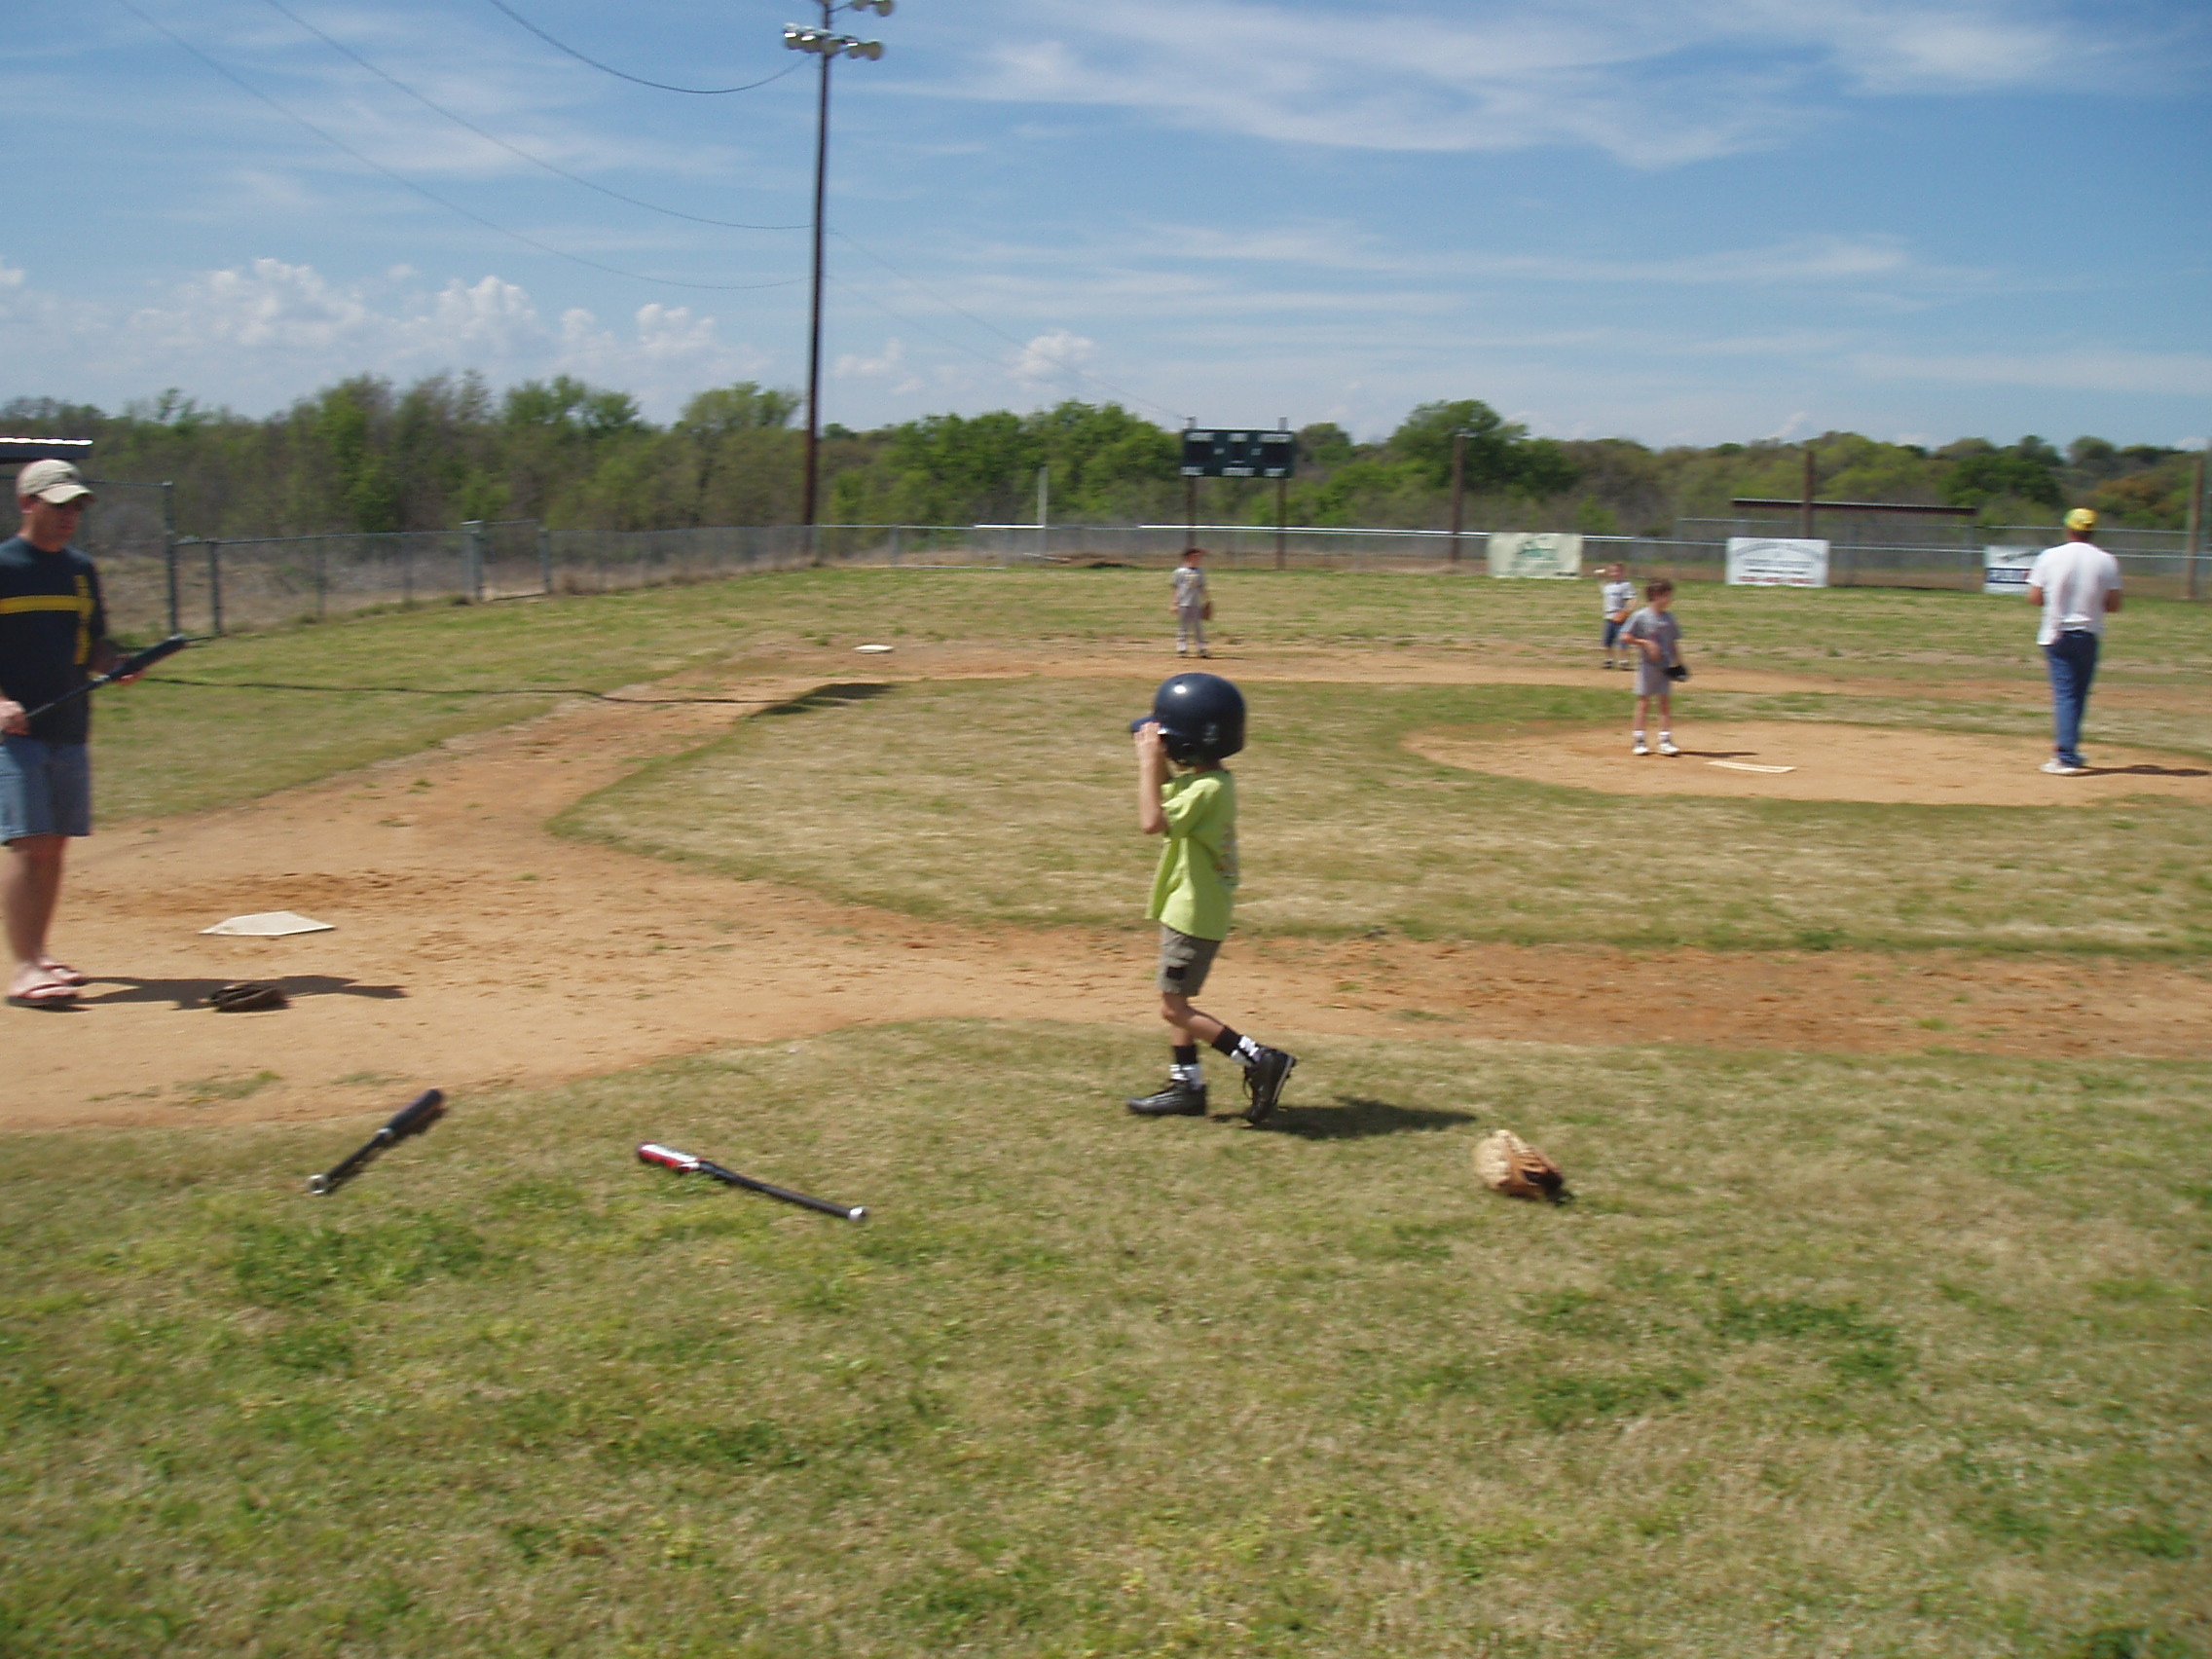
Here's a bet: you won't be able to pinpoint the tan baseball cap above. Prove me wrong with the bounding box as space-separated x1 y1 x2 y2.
2064 506 2097 533
16 459 94 505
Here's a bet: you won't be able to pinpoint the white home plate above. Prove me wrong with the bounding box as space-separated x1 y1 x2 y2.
1709 760 1796 774
853 644 895 654
202 910 335 938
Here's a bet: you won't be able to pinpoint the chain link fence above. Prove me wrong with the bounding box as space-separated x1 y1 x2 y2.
72 515 2209 640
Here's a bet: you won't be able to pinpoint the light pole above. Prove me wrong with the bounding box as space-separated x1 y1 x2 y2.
785 2 893 549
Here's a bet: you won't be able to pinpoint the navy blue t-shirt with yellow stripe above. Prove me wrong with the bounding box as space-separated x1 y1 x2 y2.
0 535 107 745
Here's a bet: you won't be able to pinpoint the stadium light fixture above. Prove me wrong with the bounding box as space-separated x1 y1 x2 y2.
784 2 894 542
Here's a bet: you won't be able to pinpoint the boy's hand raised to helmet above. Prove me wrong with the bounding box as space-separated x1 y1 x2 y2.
1133 720 1169 834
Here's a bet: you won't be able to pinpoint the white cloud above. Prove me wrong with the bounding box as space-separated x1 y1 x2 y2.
1855 348 2212 397
1129 224 1936 287
1014 328 1096 384
952 0 2155 165
834 337 907 379
1 257 772 417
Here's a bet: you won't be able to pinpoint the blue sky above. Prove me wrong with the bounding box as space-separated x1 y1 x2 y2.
6 0 2208 445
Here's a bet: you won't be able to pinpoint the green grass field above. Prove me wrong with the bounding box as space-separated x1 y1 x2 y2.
13 569 2209 1656
561 676 2212 955
5 1024 2206 1658
92 569 2212 823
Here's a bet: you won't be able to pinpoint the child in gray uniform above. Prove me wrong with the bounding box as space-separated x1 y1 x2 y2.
1171 546 1210 657
1619 578 1684 756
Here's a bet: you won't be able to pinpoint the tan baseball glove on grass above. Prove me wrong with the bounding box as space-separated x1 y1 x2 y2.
1473 1129 1567 1201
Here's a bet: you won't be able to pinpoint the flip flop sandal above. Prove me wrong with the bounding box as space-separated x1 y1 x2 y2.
42 963 89 987
208 981 287 1013
7 980 80 1008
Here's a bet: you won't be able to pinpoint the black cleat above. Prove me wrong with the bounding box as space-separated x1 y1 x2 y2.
1125 1081 1208 1117
1240 1047 1295 1124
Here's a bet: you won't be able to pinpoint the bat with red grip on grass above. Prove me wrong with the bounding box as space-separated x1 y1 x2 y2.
636 1143 866 1222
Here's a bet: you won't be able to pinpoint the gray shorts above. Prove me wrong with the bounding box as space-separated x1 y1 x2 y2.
0 736 92 841
1156 926 1222 997
1634 656 1675 697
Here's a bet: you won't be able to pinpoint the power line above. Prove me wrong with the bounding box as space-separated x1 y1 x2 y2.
481 0 795 95
115 0 799 295
830 233 1178 421
257 0 805 232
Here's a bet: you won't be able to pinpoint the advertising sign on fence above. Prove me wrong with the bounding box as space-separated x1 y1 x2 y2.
1982 545 2040 596
1487 532 1584 578
1726 537 1829 587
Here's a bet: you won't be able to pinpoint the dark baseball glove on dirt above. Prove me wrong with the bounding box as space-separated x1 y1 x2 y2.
208 981 287 1013
1666 664 1689 682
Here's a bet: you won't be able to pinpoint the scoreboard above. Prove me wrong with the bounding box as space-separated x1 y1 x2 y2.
1181 429 1296 479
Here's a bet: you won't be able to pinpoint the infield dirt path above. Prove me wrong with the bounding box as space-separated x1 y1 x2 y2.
9 648 2209 1132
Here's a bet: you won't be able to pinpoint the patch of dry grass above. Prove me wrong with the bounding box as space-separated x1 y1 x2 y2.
2 1023 2203 1656
561 678 2212 954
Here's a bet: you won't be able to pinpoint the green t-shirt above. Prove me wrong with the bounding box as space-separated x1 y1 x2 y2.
1147 767 1239 940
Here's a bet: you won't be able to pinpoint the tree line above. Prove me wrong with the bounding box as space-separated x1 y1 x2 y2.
2 378 2198 546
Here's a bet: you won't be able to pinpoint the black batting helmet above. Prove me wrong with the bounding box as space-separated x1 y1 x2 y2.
1142 671 1245 763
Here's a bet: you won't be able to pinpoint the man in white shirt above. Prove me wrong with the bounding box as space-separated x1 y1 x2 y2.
2025 507 2123 775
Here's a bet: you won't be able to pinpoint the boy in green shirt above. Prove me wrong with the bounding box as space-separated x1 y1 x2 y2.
1124 672 1297 1123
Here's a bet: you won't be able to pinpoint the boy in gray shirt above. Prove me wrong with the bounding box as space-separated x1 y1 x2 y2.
1600 562 1635 669
1171 546 1210 658
1619 578 1683 756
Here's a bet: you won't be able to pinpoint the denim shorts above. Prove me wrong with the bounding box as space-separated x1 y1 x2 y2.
0 735 93 841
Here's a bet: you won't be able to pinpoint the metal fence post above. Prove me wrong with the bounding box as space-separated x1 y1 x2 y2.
161 482 179 636
2188 452 2206 603
206 539 224 637
537 522 553 595
463 519 486 602
315 542 329 620
890 524 901 566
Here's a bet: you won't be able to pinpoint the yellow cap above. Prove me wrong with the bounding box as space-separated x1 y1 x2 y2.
2064 507 2097 533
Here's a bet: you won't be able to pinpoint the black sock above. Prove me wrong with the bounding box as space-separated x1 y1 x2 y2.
1171 1045 1198 1066
1208 1026 1242 1058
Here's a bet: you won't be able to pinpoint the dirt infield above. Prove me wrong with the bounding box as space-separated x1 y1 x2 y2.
1411 719 2212 805
8 653 2212 1133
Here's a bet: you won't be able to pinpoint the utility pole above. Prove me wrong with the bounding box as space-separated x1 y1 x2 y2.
1800 444 1817 538
1036 464 1049 561
1183 416 1198 549
787 3 892 552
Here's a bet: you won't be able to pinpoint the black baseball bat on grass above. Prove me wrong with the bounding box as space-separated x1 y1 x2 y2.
308 1089 446 1195
636 1143 866 1222
21 634 191 721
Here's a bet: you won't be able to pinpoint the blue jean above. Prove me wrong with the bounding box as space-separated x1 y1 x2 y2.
0 734 93 841
2044 631 2099 768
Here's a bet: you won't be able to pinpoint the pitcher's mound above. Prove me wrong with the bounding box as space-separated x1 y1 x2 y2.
1409 720 2212 806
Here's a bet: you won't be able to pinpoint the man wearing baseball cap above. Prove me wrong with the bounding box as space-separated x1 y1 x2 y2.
1 459 135 1005
2025 506 2123 776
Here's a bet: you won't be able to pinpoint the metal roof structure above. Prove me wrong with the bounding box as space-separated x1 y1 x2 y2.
1 437 95 464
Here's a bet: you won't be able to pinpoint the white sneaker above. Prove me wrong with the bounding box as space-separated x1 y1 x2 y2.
1657 739 1680 756
2039 758 2086 776
1632 739 1651 756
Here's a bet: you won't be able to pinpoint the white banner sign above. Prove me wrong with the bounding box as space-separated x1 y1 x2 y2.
1726 536 1829 587
1983 545 2040 596
1487 532 1585 578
